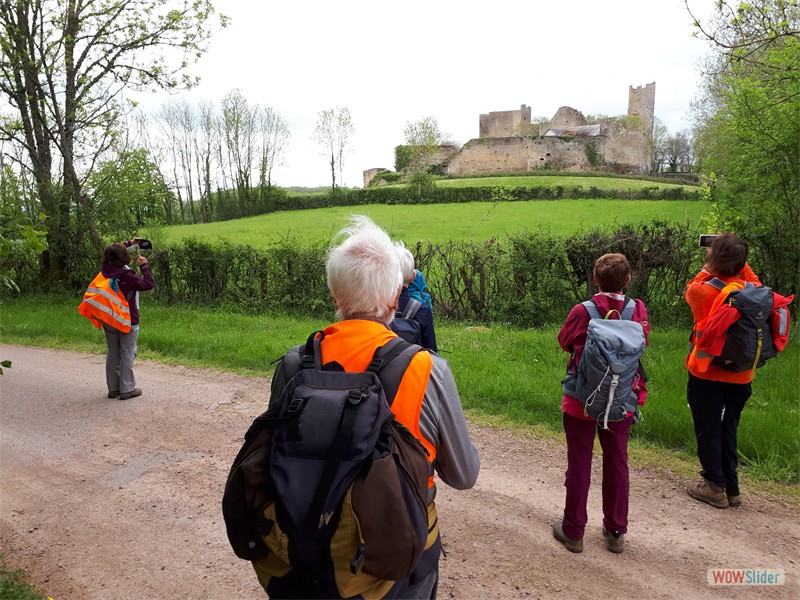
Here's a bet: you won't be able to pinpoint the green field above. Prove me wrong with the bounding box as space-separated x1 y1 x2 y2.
149 198 708 249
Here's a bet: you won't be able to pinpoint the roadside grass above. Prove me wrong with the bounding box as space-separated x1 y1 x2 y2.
0 554 46 600
1 294 797 493
147 198 708 249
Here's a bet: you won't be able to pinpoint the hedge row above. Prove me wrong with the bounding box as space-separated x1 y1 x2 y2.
270 184 701 213
131 221 700 327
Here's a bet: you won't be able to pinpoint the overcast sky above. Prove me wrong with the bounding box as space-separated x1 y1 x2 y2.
133 0 718 188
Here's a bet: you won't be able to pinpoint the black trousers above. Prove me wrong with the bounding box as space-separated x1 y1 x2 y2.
687 374 751 496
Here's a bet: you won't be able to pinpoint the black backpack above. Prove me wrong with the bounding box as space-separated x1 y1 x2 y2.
222 331 431 596
390 298 422 345
705 278 778 372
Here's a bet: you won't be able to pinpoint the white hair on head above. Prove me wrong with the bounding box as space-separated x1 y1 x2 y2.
327 214 403 321
395 243 415 284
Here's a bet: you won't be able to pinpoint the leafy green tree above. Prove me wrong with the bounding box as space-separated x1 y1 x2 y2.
401 116 446 172
689 0 800 295
0 162 47 294
0 0 226 283
87 149 175 242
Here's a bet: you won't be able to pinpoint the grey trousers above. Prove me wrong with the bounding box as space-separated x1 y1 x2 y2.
103 324 139 394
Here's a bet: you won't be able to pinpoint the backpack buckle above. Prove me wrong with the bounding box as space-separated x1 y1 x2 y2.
348 384 369 405
286 397 305 414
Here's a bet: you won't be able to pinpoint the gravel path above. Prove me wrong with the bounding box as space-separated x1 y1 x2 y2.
1 344 797 599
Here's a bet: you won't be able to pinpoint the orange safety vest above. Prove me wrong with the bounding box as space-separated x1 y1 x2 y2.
319 319 436 487
78 272 132 333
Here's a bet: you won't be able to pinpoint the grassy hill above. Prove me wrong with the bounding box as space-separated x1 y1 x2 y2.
151 198 708 249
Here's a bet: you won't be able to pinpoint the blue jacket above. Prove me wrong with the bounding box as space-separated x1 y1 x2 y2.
408 270 432 310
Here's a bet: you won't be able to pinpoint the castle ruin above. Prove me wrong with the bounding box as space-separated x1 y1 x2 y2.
364 83 656 186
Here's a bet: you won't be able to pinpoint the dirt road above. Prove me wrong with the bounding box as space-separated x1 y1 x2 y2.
1 344 797 599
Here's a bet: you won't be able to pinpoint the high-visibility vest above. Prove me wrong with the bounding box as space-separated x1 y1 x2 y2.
319 319 436 488
78 272 132 333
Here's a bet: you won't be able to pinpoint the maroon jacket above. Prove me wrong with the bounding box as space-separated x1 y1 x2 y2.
558 293 650 420
101 262 154 326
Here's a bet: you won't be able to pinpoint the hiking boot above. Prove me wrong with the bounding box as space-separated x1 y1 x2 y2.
107 390 120 399
688 479 729 509
119 388 142 400
552 522 583 553
727 494 742 507
602 525 625 553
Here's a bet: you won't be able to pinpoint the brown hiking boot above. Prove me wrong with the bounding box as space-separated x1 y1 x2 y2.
552 522 583 553
727 494 742 507
602 525 625 553
119 388 142 400
688 479 729 509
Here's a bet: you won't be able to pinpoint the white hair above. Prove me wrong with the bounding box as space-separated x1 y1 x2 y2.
326 215 403 322
395 243 415 285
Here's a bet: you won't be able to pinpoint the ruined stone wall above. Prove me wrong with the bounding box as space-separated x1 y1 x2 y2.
446 137 590 175
445 133 650 177
363 167 385 188
408 145 460 172
596 128 650 173
540 106 587 131
479 105 532 137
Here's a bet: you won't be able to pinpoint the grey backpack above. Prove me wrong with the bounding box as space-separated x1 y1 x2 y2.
562 298 646 429
390 297 423 345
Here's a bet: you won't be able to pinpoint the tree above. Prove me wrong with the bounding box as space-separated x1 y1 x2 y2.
256 106 290 201
401 116 447 172
0 0 226 282
157 99 199 224
0 159 47 293
664 130 694 173
312 107 354 192
650 117 669 173
87 149 174 242
689 0 800 295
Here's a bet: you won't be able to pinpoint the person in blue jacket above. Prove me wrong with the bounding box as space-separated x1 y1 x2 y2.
396 245 438 352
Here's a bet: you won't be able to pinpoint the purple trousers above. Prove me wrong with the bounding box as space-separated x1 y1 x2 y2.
561 412 632 540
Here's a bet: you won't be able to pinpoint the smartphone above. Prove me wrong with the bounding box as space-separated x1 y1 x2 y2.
138 239 153 250
698 234 718 248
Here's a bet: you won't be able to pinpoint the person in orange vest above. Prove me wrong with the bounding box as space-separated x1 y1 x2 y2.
258 215 480 599
95 240 155 400
685 233 761 509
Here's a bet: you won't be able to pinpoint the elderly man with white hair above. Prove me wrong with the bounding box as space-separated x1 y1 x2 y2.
259 215 480 600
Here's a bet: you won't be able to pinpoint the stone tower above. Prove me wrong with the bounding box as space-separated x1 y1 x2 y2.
628 82 656 132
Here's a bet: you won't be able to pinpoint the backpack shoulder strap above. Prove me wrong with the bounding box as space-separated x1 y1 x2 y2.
582 297 635 320
581 300 602 320
403 298 422 320
300 330 325 370
619 297 636 320
704 277 726 290
369 337 422 406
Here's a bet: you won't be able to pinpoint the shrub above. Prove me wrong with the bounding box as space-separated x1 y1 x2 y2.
122 222 703 327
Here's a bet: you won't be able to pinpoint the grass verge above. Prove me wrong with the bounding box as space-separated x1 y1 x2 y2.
1 294 798 494
0 555 46 600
